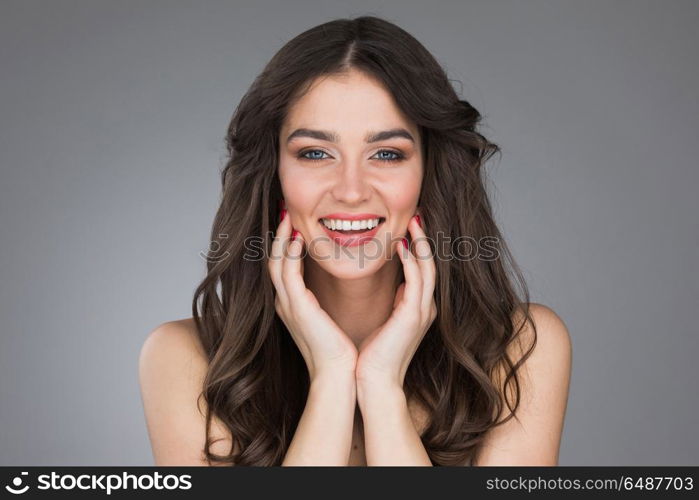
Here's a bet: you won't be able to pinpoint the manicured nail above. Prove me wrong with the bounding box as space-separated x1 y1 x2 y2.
402 237 408 249
292 229 299 240
415 214 421 227
279 209 287 223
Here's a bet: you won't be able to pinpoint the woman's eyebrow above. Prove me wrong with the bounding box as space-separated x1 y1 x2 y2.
286 128 415 144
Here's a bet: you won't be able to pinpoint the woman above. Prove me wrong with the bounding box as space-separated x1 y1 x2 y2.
139 15 572 466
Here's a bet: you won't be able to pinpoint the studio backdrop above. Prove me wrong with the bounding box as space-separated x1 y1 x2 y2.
0 0 697 466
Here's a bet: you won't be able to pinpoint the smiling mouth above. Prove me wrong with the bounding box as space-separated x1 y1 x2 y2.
318 218 386 234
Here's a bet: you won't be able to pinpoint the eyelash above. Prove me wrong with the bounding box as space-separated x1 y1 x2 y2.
297 149 406 163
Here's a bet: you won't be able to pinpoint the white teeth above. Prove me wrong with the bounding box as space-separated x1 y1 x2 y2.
321 218 381 231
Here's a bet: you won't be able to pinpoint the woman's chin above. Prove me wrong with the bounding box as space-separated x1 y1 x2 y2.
312 254 387 280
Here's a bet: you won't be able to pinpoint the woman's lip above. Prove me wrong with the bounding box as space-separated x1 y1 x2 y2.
318 219 384 247
318 213 385 221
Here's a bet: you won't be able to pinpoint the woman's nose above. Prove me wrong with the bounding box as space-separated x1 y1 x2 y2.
330 165 372 203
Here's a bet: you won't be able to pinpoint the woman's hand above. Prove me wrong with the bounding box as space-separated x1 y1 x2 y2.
355 214 438 391
268 211 358 382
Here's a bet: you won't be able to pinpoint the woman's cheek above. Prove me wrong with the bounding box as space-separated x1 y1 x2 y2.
385 177 421 211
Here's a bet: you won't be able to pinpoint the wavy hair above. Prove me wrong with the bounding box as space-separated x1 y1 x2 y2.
192 15 537 466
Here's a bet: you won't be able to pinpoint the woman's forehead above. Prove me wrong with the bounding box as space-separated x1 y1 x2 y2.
282 73 418 143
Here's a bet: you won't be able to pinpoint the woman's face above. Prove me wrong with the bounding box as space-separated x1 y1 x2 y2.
278 68 423 278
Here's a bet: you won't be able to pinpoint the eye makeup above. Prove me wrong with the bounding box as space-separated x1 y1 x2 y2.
296 148 406 164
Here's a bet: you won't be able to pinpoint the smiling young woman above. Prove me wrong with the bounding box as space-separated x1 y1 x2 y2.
138 15 572 467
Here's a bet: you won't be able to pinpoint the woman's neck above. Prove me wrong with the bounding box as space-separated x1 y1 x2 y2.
303 255 403 349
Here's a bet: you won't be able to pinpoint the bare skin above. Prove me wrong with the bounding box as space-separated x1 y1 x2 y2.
138 316 430 466
139 303 570 466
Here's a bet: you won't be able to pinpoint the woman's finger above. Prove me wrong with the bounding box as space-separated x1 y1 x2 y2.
392 282 406 309
396 235 422 310
280 230 308 309
408 215 437 316
268 211 292 309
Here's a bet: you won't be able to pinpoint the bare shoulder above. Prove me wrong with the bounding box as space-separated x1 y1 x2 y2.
507 302 572 377
140 318 206 365
138 317 234 465
474 303 572 465
140 317 197 356
503 302 573 401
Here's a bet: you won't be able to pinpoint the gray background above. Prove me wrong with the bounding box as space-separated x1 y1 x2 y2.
1 0 697 466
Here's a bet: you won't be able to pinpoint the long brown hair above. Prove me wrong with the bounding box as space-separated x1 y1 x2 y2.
192 15 537 466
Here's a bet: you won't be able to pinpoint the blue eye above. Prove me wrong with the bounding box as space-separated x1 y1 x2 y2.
374 150 405 162
297 149 405 163
299 149 329 161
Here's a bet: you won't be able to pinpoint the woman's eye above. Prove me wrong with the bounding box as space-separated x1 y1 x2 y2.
374 150 405 162
298 149 330 161
297 149 405 163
